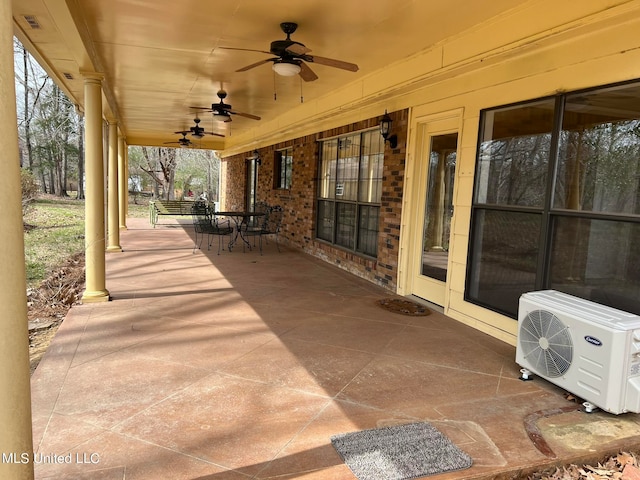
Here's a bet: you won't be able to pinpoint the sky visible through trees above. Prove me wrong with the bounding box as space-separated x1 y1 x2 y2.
13 37 220 201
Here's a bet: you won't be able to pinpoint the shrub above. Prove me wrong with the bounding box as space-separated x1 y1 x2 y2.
21 169 39 216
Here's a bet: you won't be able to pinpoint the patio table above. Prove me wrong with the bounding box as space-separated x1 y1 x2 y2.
215 211 266 251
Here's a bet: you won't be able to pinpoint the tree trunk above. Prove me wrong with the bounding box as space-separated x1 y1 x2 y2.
22 44 32 170
55 152 66 197
48 168 55 195
61 118 69 197
160 147 177 200
77 113 85 199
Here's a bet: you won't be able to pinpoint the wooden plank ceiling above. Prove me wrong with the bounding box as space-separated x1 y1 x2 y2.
12 0 532 152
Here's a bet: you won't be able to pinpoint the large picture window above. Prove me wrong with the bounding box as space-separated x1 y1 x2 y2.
317 130 384 257
467 81 640 317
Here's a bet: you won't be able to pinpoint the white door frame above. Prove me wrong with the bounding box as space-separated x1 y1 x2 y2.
398 106 463 307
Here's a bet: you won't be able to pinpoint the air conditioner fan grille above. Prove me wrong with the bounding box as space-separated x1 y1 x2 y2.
519 309 573 378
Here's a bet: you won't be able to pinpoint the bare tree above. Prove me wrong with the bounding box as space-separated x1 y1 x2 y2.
32 83 78 196
140 147 177 200
129 146 220 201
14 39 49 171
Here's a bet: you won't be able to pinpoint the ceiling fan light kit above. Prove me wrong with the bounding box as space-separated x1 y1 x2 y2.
191 90 261 124
213 112 232 122
164 131 193 148
272 60 301 76
174 22 359 146
221 21 359 83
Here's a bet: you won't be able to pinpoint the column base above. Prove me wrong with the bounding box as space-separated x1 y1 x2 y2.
106 245 123 253
81 289 110 303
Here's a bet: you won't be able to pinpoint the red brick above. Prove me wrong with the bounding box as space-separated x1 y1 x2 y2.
221 110 408 292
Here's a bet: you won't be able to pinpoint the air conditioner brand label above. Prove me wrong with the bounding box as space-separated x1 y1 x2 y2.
584 336 603 346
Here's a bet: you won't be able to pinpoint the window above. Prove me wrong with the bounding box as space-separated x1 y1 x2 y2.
317 130 384 256
467 81 640 317
274 147 293 189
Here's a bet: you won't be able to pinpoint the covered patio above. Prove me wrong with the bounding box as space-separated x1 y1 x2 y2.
30 218 640 479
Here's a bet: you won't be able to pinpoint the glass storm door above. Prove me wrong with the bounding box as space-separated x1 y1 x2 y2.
411 117 459 306
245 158 258 211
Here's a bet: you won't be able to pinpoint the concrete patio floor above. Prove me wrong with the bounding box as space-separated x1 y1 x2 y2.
30 218 640 480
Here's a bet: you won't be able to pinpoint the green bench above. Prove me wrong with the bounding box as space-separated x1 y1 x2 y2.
149 200 195 227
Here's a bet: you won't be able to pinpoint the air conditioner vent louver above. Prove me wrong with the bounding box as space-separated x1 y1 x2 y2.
519 309 573 378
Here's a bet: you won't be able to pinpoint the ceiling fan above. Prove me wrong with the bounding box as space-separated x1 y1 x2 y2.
191 90 261 122
163 132 192 148
221 22 359 82
185 116 225 138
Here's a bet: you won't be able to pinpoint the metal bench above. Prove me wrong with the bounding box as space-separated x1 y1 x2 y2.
149 200 195 227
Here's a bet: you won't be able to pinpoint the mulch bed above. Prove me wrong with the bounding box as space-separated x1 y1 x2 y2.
28 252 85 374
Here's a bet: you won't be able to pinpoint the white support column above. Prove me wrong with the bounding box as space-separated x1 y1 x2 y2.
0 0 35 477
81 74 110 302
106 120 121 252
118 134 127 229
125 143 130 219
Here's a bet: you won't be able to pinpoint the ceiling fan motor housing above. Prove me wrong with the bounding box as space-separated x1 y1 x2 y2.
271 39 299 57
212 101 232 111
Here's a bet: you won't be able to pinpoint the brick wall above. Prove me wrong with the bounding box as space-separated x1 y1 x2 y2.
221 109 408 291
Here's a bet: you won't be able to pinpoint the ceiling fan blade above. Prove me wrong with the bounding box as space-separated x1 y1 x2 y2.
236 58 274 72
202 131 225 138
306 55 359 72
229 110 261 121
299 62 318 82
286 43 311 55
189 106 213 112
219 46 272 55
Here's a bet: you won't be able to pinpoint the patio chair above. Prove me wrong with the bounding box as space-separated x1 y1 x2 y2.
191 203 234 254
264 205 284 252
241 205 284 254
239 201 270 251
246 201 269 229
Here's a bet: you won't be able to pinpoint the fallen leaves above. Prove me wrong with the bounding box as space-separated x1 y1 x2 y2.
28 252 85 374
530 452 640 480
28 251 84 312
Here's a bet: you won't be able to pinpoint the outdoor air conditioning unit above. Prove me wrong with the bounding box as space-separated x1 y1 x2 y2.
516 290 640 415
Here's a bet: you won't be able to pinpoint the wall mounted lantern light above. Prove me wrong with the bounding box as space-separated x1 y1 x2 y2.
246 149 261 165
253 149 262 165
379 110 397 149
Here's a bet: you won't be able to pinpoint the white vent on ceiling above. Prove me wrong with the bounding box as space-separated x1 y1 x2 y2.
23 15 41 29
